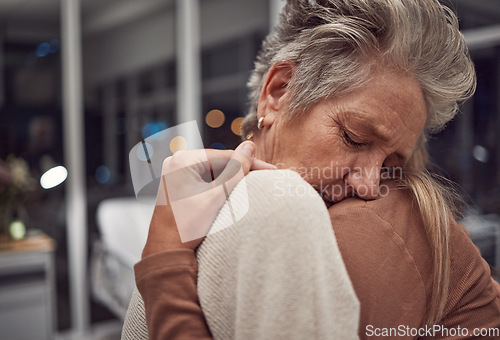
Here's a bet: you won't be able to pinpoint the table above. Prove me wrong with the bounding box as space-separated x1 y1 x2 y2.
0 231 57 340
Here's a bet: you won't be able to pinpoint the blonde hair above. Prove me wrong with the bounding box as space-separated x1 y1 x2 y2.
404 139 465 324
243 0 476 325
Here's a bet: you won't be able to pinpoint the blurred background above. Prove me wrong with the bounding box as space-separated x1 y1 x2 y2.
0 0 498 339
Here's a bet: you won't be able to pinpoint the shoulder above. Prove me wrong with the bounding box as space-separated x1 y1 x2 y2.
442 220 500 326
331 183 430 245
243 168 317 198
197 170 360 340
207 168 332 242
329 183 430 329
329 183 431 260
231 168 327 220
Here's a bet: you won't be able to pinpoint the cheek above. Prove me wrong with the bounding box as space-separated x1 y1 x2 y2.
275 121 356 182
299 149 355 183
320 141 357 176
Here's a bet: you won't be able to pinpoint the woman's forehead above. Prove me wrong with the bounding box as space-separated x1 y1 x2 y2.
334 72 426 128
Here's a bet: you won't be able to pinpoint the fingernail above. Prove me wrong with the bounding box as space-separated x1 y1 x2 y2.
239 142 255 158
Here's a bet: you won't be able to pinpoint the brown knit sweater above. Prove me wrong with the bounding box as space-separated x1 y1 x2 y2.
330 185 500 339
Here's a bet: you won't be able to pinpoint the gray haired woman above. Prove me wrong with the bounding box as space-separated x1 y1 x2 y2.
124 0 500 339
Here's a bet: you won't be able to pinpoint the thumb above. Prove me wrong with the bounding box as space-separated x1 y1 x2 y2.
212 141 255 190
232 140 256 175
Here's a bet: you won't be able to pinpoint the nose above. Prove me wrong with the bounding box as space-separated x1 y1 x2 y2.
345 166 381 200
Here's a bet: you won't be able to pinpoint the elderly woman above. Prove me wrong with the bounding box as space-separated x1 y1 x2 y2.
124 0 500 339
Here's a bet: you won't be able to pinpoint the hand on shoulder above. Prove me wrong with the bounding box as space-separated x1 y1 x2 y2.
142 141 276 258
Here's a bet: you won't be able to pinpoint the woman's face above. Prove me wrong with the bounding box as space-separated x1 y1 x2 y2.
255 69 427 205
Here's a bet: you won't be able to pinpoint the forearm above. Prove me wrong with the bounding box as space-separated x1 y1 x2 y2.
134 249 212 340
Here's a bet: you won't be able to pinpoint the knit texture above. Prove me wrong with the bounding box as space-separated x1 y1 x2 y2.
123 169 360 339
196 170 360 339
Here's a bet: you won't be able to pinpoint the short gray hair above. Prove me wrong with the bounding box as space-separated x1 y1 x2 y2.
241 0 476 138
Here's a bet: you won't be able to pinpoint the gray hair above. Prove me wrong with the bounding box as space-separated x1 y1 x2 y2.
241 0 476 138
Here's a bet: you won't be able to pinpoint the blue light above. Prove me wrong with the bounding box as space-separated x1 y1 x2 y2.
142 123 157 138
156 121 167 131
95 165 112 184
142 122 168 139
209 142 226 150
36 42 50 57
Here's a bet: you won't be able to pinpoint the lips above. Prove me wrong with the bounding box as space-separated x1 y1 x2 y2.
318 186 355 207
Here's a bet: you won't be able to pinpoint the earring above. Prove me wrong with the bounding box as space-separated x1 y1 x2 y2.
257 117 264 130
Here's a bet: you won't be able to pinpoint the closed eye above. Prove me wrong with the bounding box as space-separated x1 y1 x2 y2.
343 131 364 148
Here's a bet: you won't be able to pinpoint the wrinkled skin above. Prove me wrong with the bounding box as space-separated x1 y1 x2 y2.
253 63 427 205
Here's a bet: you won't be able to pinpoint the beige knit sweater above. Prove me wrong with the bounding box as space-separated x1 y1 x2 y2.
123 170 361 339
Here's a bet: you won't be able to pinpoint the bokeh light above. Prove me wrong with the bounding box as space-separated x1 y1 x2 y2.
9 220 26 240
95 165 112 184
40 165 68 189
36 42 51 57
205 109 225 128
170 136 188 153
142 122 168 139
473 145 489 163
231 117 244 136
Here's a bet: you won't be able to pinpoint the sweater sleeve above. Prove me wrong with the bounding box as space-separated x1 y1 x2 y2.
134 248 212 340
432 222 500 339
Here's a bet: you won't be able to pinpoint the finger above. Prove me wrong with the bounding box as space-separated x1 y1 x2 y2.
251 158 278 171
230 140 256 175
169 143 255 244
160 145 275 202
163 147 275 175
164 149 232 174
211 141 255 189
204 149 276 172
204 143 276 184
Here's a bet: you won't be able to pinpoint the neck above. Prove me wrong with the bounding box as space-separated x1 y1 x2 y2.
249 134 266 162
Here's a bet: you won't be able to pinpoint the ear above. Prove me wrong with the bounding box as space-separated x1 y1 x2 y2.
257 61 296 126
